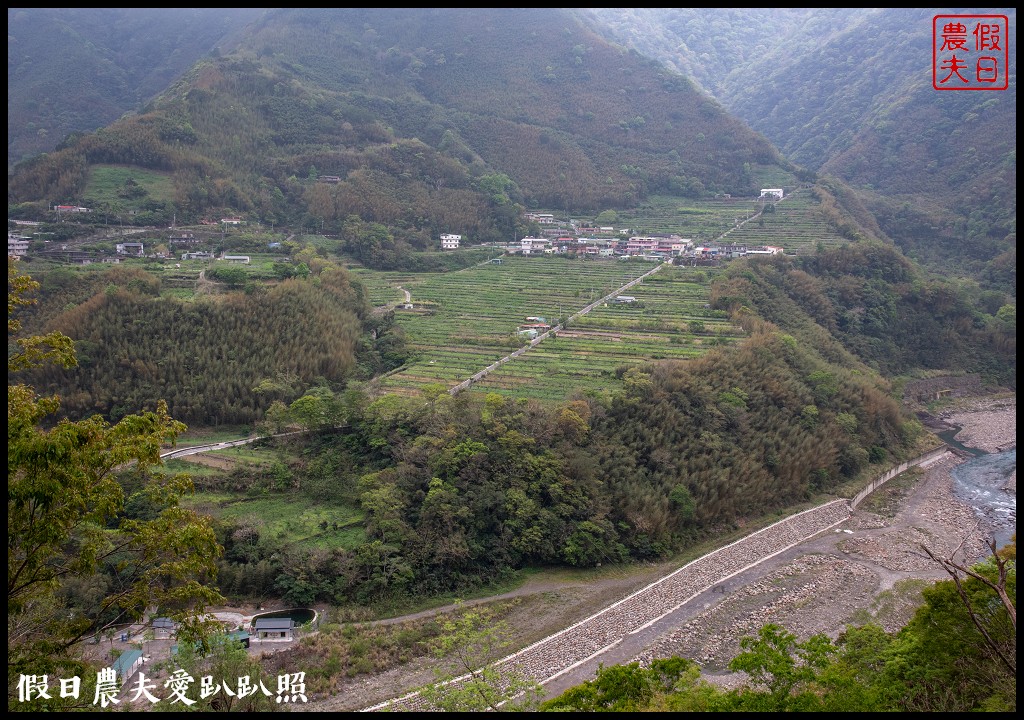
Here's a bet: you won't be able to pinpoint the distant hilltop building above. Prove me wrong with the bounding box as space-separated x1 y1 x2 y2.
115 242 144 256
440 233 461 250
759 188 784 200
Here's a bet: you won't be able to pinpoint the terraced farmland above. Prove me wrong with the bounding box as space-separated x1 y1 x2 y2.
747 163 800 190
724 190 847 255
347 267 438 306
373 258 743 401
378 257 657 395
471 266 742 399
610 195 762 243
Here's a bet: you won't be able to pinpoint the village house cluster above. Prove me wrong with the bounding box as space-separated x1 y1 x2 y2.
510 234 784 263
504 205 785 261
441 191 786 261
12 185 788 264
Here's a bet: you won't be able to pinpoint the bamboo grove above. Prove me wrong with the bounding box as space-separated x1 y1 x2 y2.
17 264 377 425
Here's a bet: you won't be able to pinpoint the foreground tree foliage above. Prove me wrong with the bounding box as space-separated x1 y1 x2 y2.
540 538 1016 712
8 261 223 710
419 602 543 712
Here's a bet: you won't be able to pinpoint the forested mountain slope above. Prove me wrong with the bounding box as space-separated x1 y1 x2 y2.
589 8 1017 283
7 7 264 168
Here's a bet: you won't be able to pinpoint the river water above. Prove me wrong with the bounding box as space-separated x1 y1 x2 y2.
949 446 1017 552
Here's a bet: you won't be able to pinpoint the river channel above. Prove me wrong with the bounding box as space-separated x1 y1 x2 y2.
951 448 1017 552
938 427 1017 553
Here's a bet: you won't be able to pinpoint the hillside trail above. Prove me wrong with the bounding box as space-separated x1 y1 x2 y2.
350 561 680 628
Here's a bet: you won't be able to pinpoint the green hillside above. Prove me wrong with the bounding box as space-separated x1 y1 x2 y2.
7 7 264 169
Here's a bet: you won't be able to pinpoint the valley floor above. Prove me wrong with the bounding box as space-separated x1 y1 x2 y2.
123 396 1014 712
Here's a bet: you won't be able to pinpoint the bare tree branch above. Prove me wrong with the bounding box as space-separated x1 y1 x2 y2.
922 536 1016 676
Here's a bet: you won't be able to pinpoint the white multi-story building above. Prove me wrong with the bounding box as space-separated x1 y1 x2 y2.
8 234 31 258
520 237 551 255
440 233 461 250
116 242 144 256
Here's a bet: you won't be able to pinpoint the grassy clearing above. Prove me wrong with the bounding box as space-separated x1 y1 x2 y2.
201 444 273 466
154 457 221 477
185 492 365 550
84 164 176 205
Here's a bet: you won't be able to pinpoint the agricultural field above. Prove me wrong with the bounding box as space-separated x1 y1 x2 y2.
184 492 365 551
614 195 762 242
372 256 743 401
347 267 441 306
469 265 742 399
376 256 657 395
167 447 365 551
747 163 799 190
607 165 800 242
148 251 294 298
724 189 847 255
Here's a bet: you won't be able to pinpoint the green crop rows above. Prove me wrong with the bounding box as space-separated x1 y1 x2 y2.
351 186 839 403
379 256 657 394
347 267 438 306
608 195 762 243
370 256 743 401
470 265 741 399
726 190 847 255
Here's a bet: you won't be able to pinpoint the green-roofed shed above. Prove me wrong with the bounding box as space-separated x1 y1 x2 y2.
112 649 143 686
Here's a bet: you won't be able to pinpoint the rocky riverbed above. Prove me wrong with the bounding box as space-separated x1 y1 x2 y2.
634 396 1016 691
939 395 1016 453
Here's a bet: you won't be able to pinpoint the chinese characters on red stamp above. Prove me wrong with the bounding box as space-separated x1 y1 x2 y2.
933 14 1009 90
